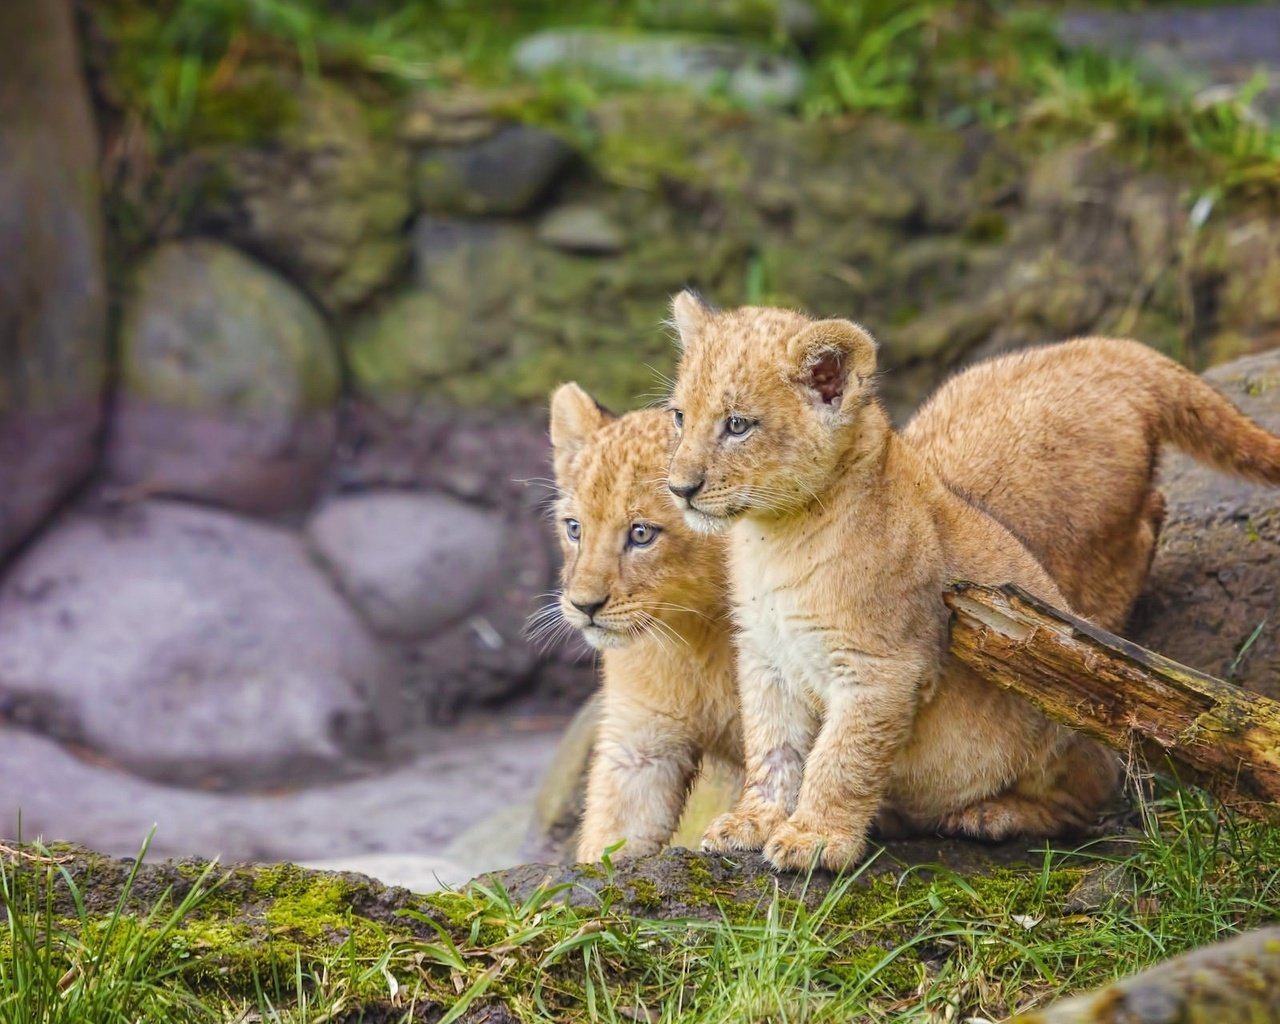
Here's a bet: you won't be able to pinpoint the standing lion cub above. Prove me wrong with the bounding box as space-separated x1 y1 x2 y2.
664 293 1280 872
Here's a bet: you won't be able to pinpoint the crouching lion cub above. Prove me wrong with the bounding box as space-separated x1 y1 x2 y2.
664 293 1280 872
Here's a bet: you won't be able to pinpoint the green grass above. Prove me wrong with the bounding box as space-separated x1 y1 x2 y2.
94 0 1280 203
0 835 221 1023
4 788 1279 1022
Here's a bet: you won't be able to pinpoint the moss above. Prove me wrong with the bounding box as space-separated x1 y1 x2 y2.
624 877 663 910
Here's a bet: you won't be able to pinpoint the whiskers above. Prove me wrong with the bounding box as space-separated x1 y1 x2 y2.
524 596 577 654
636 610 689 654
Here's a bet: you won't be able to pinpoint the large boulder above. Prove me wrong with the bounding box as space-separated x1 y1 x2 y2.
0 0 106 559
328 408 597 714
307 490 506 639
0 500 401 787
1130 349 1280 698
108 240 339 515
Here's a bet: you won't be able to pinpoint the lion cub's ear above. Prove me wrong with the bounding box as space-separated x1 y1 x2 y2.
786 319 878 414
670 289 715 350
549 382 614 478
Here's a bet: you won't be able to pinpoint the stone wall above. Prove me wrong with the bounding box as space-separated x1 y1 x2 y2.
3 4 1280 801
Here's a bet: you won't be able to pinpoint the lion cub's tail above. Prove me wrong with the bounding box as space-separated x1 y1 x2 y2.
1146 349 1280 485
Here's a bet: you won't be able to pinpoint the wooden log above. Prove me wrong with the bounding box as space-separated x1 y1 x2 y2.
944 582 1280 820
1012 926 1280 1023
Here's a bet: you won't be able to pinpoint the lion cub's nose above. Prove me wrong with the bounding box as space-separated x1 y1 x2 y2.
668 477 705 500
571 596 609 619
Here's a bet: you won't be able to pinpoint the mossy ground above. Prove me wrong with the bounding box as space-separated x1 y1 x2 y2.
6 790 1279 1022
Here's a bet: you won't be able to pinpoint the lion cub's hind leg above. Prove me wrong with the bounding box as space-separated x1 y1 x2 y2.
936 737 1122 842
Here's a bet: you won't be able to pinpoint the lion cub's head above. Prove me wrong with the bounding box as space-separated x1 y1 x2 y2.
665 291 881 533
544 382 726 651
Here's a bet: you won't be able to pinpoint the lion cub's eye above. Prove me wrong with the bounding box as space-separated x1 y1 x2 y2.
628 522 660 548
725 415 754 437
565 518 582 542
671 409 684 430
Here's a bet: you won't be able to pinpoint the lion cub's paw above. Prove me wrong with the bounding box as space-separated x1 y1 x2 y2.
763 819 866 873
701 808 781 853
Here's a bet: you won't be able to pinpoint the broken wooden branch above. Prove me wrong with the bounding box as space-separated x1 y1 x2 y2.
944 582 1280 820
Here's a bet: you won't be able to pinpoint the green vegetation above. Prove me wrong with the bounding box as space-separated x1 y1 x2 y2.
5 790 1280 1022
93 0 1280 200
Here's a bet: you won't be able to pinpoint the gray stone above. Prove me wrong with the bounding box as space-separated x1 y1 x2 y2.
415 123 574 215
212 77 412 313
307 491 505 639
513 29 805 110
0 500 399 786
1130 349 1280 699
0 0 107 558
406 510 556 719
1059 7 1280 121
347 218 536 413
0 716 564 866
109 240 339 515
537 204 627 254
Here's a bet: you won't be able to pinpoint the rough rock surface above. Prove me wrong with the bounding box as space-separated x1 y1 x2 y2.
0 0 106 559
109 240 339 515
1130 350 1280 698
204 76 411 313
307 490 505 639
1059 6 1280 121
415 123 573 215
330 406 597 712
0 500 400 786
0 718 563 872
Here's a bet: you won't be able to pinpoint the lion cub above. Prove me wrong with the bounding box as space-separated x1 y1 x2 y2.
549 385 741 862
665 294 1280 872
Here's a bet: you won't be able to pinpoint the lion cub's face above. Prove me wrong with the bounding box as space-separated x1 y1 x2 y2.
665 292 880 533
546 384 725 651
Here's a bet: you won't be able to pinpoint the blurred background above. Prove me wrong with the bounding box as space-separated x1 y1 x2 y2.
2 0 1279 888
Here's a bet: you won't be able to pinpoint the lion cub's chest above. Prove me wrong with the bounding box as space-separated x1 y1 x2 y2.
730 531 836 698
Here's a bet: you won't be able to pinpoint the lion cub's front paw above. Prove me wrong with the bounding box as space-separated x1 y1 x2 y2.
763 818 867 873
701 807 782 853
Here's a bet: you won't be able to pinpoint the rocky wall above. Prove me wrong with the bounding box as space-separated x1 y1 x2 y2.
3 4 1280 811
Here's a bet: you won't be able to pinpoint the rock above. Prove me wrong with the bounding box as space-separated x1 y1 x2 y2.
5 835 1115 1021
537 204 627 254
0 717 565 863
307 490 505 639
0 0 107 558
513 29 806 110
415 123 574 215
405 509 556 718
0 500 400 787
490 839 1113 920
1130 350 1280 699
208 76 411 313
347 217 536 414
297 853 472 893
1017 926 1280 1024
328 407 598 715
108 240 339 516
1058 6 1280 122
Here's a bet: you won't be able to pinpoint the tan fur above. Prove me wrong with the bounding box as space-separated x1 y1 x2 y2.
904 337 1280 629
548 385 741 862
664 295 1280 872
